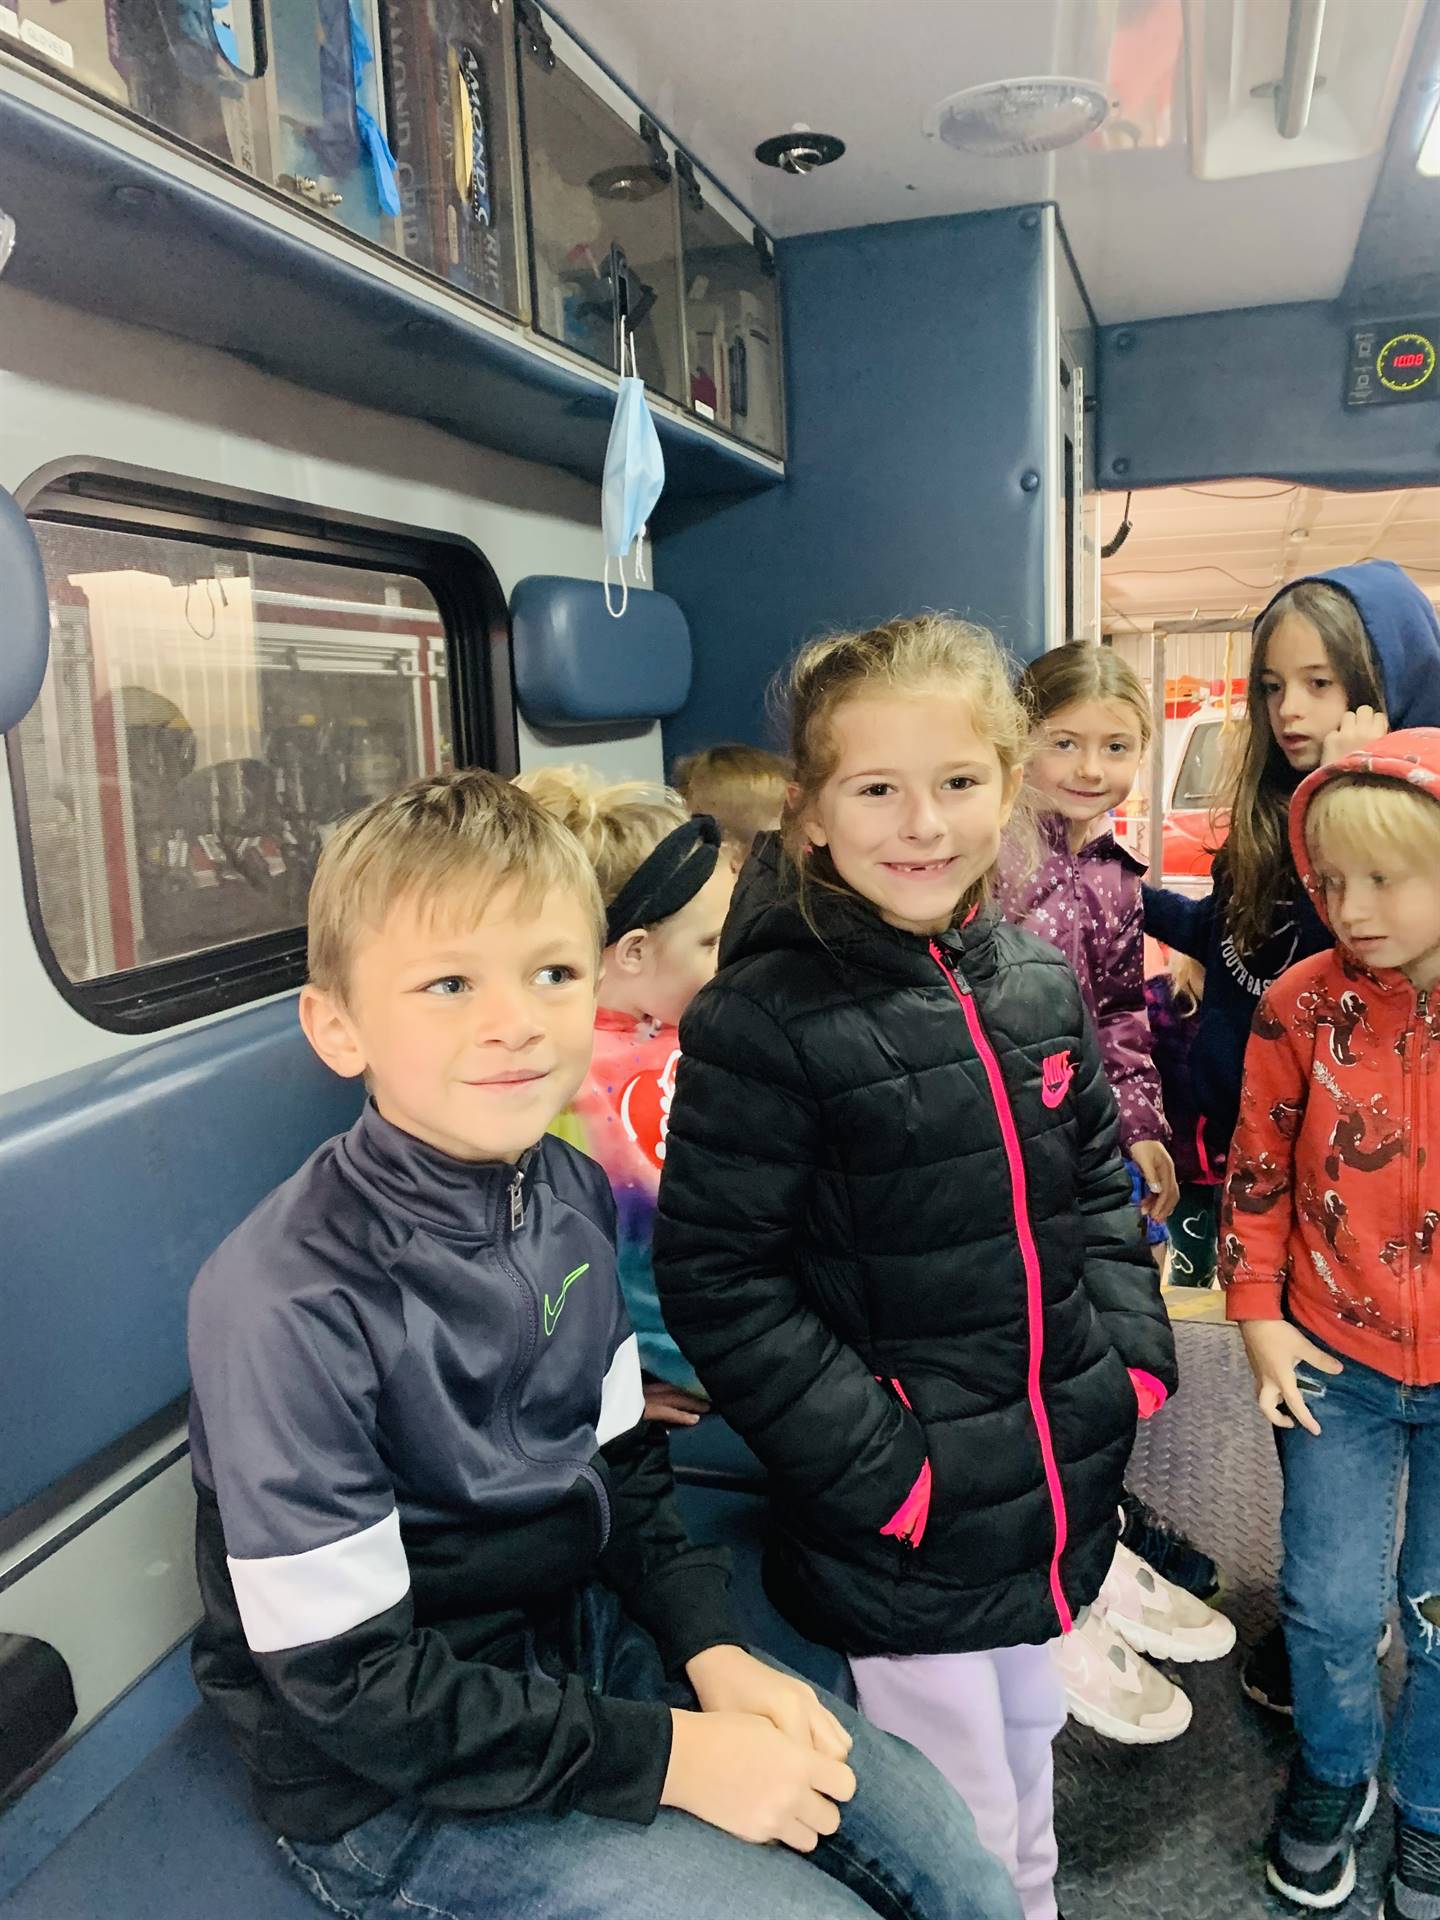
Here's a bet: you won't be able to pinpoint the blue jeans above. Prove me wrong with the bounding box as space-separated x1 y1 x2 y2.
1281 1337 1440 1834
280 1583 1022 1920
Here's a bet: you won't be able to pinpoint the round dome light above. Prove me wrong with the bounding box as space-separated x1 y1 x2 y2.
924 77 1109 157
588 164 666 202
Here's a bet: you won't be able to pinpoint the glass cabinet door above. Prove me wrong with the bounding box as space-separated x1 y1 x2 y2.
378 0 526 317
516 7 685 405
678 165 783 456
8 0 273 179
267 0 401 249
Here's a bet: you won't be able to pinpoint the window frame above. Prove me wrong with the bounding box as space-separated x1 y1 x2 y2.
7 460 517 1035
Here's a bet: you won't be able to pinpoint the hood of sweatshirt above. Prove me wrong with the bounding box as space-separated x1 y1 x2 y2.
1256 560 1440 731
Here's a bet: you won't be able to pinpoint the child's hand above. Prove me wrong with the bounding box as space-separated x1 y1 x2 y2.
1323 706 1388 766
1131 1140 1179 1222
686 1644 851 1760
1239 1319 1343 1434
643 1380 710 1426
661 1707 856 1851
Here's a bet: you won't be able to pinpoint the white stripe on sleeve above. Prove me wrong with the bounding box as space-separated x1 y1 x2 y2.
595 1331 645 1444
228 1508 410 1654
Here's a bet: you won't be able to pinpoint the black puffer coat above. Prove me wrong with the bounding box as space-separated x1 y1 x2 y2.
654 841 1177 1657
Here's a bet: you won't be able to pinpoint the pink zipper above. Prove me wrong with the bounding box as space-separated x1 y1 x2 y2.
1194 1116 1219 1186
929 941 1074 1633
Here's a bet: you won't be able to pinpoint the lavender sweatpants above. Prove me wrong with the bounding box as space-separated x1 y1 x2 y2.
849 1644 1066 1920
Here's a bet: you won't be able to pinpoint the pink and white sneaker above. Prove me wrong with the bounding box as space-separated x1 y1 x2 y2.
1052 1610 1193 1745
1099 1540 1238 1665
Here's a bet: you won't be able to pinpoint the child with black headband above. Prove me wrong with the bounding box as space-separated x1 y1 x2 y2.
520 767 734 1427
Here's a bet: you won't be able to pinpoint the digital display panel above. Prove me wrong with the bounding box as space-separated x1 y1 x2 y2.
1346 321 1440 407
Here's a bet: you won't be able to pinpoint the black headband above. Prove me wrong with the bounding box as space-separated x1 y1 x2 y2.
606 814 723 946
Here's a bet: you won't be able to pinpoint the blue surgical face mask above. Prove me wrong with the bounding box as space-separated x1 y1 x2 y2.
602 328 665 618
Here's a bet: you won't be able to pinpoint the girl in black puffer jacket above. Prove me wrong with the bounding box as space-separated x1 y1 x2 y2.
654 618 1178 1920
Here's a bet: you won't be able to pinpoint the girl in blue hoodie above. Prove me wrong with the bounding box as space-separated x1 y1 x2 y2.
1144 557 1440 1709
1145 561 1440 1161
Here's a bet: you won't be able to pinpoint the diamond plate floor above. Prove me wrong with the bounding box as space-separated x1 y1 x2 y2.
1053 1317 1400 1920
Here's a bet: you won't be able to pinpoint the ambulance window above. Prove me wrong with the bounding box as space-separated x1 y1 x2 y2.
8 484 508 1032
1172 720 1225 809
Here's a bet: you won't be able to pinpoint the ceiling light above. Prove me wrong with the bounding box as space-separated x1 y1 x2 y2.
925 78 1110 157
588 165 665 201
1419 93 1440 176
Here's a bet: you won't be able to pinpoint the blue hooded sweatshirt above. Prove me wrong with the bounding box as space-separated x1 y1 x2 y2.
1143 559 1440 1159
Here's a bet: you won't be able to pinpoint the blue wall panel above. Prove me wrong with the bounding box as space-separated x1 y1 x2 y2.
1098 302 1440 493
0 1001 361 1515
656 207 1053 758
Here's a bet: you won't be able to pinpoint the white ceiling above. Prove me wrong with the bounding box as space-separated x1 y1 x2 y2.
546 0 1417 322
1099 480 1440 629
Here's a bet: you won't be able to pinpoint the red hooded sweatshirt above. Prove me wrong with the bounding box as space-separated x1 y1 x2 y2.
1221 728 1440 1385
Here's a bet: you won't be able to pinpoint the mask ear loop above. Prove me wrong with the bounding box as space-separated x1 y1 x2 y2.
625 324 651 588
604 316 636 619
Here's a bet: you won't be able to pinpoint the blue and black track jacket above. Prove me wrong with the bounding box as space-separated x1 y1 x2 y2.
188 1101 738 1843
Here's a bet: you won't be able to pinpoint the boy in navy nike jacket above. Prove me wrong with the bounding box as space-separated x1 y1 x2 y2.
187 768 1018 1920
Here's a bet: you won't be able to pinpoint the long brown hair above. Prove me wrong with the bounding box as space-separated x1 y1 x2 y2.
774 613 1032 930
1221 580 1382 955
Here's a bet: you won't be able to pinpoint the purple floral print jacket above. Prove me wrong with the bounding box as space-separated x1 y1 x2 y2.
1003 814 1168 1154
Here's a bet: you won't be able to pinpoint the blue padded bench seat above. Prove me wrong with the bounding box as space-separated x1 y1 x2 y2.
0 1487 849 1919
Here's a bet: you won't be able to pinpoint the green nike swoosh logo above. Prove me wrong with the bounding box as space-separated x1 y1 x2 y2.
543 1264 590 1337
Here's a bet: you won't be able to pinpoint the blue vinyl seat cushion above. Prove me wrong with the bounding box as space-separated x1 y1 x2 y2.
0 483 48 736
0 1490 848 1918
510 575 692 729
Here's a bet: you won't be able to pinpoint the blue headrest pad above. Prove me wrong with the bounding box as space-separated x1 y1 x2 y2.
0 486 48 735
510 576 692 728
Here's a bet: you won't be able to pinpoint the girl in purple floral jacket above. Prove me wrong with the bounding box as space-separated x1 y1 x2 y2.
1006 644 1178 1225
1006 649 1228 1743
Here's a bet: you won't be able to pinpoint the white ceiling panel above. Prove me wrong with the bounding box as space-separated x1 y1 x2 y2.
544 0 1421 322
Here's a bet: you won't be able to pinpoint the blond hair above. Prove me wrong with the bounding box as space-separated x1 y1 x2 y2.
671 743 790 854
1305 773 1440 880
1019 641 1153 749
516 764 688 908
307 768 603 998
775 613 1033 925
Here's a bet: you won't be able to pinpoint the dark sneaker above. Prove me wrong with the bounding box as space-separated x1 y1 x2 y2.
1245 1620 1394 1717
1119 1490 1220 1600
1265 1762 1379 1909
1243 1622 1293 1714
1384 1821 1440 1919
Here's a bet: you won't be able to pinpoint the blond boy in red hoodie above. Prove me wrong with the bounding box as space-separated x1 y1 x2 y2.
1222 727 1440 1920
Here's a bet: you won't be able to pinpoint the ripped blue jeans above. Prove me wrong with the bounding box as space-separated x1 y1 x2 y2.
1281 1334 1440 1834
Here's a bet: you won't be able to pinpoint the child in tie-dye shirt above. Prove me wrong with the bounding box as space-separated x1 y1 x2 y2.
519 765 734 1424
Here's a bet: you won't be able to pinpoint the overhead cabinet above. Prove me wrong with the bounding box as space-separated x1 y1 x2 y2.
0 0 784 456
378 0 527 316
